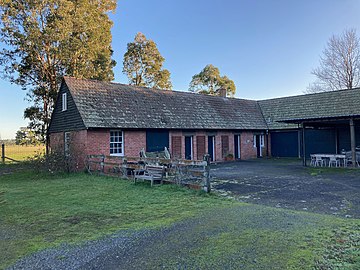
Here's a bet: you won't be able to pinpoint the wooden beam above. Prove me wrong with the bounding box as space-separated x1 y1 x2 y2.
297 125 301 158
350 119 356 167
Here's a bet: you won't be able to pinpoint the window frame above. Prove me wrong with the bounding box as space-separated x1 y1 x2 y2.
260 134 265 147
110 130 124 156
62 93 67 111
184 136 193 160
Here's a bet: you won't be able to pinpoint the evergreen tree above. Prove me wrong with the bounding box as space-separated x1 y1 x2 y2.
0 0 116 149
123 32 172 89
189 64 236 96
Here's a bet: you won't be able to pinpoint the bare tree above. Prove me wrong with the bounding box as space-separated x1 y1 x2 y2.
307 29 360 93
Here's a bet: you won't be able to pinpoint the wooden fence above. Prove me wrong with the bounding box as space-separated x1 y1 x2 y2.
1 143 45 163
86 155 211 192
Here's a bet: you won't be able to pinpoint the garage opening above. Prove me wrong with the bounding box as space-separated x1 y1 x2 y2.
146 130 169 152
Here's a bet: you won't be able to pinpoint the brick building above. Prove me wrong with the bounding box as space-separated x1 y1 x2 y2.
48 77 268 169
49 77 360 169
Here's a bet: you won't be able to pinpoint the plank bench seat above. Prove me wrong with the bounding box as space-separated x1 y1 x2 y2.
134 165 165 186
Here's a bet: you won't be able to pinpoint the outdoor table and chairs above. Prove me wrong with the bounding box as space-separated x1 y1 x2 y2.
310 154 346 167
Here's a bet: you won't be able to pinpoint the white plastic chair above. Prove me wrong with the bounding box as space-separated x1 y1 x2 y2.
328 156 339 167
315 156 324 167
310 155 316 167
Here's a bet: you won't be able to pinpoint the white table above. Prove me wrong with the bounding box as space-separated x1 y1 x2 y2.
310 154 346 167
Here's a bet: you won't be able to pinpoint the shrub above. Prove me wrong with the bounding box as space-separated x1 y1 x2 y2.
26 152 78 173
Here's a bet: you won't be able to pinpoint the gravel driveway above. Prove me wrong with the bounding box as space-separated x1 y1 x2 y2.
6 159 360 269
8 204 328 270
211 159 360 218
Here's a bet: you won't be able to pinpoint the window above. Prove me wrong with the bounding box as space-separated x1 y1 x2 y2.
62 93 67 111
110 131 124 156
64 132 70 156
253 135 257 148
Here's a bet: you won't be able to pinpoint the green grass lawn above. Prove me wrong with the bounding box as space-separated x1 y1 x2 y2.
0 167 359 269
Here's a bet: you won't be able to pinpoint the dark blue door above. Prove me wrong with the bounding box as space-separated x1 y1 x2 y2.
146 130 169 152
208 136 215 161
234 135 240 159
271 131 299 157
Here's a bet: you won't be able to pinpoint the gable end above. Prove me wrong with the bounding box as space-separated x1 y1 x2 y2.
48 80 86 133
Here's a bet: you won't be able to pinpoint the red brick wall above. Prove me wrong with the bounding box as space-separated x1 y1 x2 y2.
70 130 88 170
50 129 267 169
240 132 257 159
87 130 109 155
169 130 238 162
49 132 64 154
87 130 146 158
49 130 88 171
266 133 271 157
124 130 146 157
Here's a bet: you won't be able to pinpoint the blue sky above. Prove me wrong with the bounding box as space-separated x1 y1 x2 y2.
1 0 360 139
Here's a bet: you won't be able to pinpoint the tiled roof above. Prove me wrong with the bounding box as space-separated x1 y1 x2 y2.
60 77 360 132
258 88 360 129
64 77 268 130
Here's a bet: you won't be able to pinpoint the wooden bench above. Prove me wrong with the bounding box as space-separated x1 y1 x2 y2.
134 165 165 186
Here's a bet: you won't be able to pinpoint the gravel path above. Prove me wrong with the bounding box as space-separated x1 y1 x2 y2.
7 159 358 269
8 204 325 270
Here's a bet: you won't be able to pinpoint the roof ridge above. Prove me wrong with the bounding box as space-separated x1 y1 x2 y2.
64 76 256 102
258 87 360 102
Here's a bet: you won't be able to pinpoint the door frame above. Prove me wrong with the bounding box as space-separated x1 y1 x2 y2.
185 136 193 160
208 135 215 161
234 134 241 159
254 134 264 158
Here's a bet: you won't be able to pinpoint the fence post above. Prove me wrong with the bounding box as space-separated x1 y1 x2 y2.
1 144 5 164
203 154 211 193
100 155 105 174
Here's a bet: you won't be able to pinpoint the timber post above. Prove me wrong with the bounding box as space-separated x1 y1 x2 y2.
301 123 307 167
1 144 4 164
203 154 211 193
100 154 105 174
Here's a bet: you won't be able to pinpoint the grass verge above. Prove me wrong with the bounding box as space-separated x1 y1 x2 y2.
0 167 359 269
0 169 230 269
